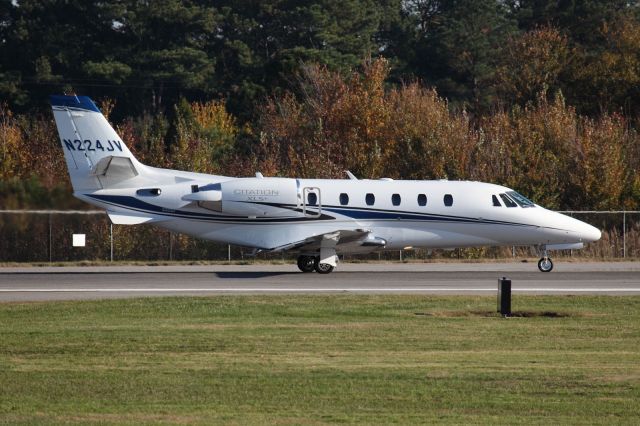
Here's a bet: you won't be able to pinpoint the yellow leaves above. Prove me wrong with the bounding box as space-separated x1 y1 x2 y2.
573 114 628 209
191 100 237 138
0 106 25 179
98 98 116 120
171 99 238 174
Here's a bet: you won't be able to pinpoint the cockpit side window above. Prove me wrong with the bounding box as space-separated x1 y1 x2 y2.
499 193 517 207
507 191 535 208
492 195 501 207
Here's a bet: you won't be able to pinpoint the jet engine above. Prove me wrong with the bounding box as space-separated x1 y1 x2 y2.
183 177 300 217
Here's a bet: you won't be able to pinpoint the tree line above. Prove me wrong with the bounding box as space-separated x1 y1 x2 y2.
2 1 640 117
1 1 639 211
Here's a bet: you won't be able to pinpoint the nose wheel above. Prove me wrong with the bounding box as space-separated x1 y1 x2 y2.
538 257 553 272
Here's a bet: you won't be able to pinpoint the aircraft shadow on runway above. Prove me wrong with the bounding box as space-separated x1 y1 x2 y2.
215 272 301 279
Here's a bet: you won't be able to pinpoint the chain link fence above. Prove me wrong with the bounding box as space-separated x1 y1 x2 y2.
0 210 638 262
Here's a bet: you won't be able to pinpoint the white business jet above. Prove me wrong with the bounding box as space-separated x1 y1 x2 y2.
51 95 601 273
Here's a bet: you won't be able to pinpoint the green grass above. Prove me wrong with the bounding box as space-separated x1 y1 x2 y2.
1 296 639 424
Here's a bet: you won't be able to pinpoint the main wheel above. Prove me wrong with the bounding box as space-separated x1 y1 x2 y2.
314 257 334 274
297 255 316 273
538 257 553 272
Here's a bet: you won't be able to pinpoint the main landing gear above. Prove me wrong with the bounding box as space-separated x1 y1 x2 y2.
297 255 335 274
537 247 553 272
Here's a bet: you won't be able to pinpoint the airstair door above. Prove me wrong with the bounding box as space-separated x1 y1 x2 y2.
302 187 321 217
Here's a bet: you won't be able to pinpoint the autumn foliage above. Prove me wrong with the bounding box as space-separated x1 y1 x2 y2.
1 58 639 213
254 59 639 210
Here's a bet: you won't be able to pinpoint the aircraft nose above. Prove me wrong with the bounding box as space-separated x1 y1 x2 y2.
574 219 601 242
583 223 602 242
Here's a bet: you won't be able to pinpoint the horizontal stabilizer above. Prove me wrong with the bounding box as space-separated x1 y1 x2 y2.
93 156 138 179
107 212 155 225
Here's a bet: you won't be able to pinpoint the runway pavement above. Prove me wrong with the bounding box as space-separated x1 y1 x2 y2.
1 261 639 301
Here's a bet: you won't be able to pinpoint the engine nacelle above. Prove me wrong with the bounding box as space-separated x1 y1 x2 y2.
196 177 300 217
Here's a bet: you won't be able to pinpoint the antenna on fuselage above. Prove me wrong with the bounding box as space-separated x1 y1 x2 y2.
345 170 358 180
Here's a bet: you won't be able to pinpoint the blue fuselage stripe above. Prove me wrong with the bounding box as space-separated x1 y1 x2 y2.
86 194 536 228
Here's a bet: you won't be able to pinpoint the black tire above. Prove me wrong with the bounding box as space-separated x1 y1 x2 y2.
314 257 334 274
297 255 315 273
538 257 553 272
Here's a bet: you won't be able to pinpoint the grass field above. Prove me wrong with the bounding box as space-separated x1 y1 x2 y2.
1 295 639 424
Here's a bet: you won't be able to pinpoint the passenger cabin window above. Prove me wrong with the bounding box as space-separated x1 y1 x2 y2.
492 195 501 207
392 193 401 206
417 194 427 206
339 193 349 205
443 194 453 207
307 192 318 206
365 193 375 206
499 193 517 207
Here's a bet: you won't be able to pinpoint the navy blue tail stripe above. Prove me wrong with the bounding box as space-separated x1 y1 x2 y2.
50 95 101 113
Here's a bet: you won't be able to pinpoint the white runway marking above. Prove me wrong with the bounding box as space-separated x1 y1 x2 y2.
2 288 640 293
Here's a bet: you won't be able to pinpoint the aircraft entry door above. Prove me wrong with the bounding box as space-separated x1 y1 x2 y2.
302 187 321 217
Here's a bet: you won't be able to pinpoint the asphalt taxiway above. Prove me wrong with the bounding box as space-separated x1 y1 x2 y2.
0 262 639 301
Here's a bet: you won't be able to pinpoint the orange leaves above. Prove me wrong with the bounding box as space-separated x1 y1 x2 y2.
495 27 570 105
0 59 638 211
0 106 26 180
0 104 66 190
258 58 470 180
254 57 638 209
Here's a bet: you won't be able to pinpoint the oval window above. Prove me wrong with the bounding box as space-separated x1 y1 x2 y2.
365 193 375 206
339 193 349 205
417 194 427 206
443 194 453 207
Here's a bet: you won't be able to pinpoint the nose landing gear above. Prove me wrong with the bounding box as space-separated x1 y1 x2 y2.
537 246 553 272
538 257 553 272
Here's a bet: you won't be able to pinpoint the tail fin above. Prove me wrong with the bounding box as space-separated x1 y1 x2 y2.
50 95 141 191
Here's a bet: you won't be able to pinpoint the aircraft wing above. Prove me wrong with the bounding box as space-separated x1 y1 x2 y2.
267 229 387 254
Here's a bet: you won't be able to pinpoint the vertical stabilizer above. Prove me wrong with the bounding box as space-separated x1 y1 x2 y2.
50 95 141 191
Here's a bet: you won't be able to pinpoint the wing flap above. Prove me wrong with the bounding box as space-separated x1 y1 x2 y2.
267 229 387 254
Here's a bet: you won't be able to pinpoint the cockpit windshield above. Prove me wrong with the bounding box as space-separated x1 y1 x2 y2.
506 191 535 208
